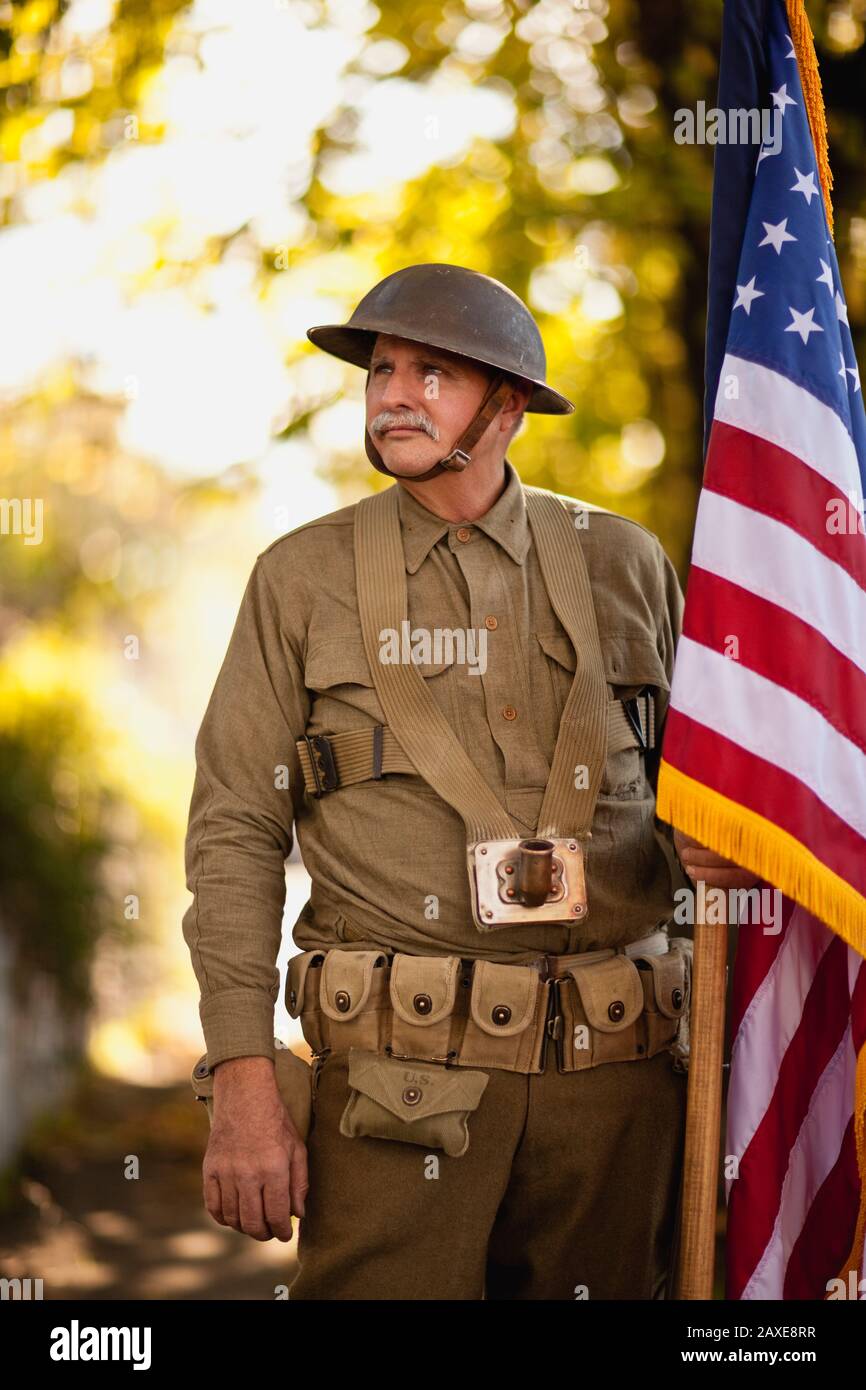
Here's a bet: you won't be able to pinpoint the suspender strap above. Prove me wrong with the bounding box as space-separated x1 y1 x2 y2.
524 487 608 838
296 694 654 798
352 484 611 842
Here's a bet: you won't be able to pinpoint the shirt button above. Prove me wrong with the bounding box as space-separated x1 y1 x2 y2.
456 526 472 542
484 615 498 630
502 705 518 721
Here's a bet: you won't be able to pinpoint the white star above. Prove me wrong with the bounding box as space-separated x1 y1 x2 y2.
847 362 861 392
759 218 797 254
790 167 819 204
771 84 797 113
733 276 765 314
839 351 848 381
785 306 824 344
835 291 849 325
816 259 834 291
784 37 797 59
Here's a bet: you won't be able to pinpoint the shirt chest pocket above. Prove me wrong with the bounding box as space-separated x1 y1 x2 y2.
304 636 460 736
534 630 670 798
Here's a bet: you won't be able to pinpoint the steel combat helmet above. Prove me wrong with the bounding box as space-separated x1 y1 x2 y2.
306 263 574 482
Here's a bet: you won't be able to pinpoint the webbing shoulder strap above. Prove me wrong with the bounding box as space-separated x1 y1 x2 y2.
524 486 609 837
353 482 609 842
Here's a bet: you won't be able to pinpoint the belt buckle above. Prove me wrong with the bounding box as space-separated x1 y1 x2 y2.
303 733 339 797
623 689 649 750
540 977 566 1073
467 835 589 931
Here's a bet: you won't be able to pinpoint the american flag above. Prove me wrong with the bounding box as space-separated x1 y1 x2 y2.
655 0 866 1299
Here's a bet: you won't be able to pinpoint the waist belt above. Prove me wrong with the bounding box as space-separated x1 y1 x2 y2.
287 935 692 1077
296 691 655 799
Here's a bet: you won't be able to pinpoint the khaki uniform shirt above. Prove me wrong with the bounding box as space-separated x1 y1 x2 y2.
182 460 690 1067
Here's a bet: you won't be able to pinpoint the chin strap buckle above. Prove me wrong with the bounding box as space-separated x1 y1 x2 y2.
439 448 472 471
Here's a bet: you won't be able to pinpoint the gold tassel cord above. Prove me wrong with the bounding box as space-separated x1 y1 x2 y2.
785 0 834 237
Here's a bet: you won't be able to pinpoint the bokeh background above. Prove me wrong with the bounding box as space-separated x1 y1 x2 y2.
0 0 864 1298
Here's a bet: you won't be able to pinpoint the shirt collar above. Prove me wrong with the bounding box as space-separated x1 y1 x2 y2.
396 459 531 575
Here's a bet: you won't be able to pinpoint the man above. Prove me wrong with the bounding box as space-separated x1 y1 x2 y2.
182 263 757 1300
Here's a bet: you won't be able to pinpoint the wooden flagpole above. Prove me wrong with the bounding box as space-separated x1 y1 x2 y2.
672 878 729 1299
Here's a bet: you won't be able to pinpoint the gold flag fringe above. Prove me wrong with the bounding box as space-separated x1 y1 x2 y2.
786 0 834 237
656 762 866 956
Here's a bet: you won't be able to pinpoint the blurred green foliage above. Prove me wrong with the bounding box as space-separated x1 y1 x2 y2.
0 698 122 1007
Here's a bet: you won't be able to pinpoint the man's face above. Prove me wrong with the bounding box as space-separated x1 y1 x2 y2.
365 333 525 476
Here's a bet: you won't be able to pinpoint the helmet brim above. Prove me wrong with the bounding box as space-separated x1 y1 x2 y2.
306 324 575 416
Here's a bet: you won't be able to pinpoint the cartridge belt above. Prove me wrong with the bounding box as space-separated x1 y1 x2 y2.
296 690 655 800
286 933 692 1077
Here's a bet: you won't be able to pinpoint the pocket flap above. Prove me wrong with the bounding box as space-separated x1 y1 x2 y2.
346 1048 488 1121
286 949 326 1017
469 960 540 1037
305 639 375 691
389 953 461 1025
567 954 644 1032
602 634 670 694
320 948 388 1020
535 631 576 671
635 946 688 1018
305 638 454 690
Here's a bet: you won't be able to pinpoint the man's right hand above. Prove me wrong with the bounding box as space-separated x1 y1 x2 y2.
202 1054 309 1242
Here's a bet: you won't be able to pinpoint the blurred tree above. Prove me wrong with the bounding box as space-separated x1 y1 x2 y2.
0 0 192 223
286 0 866 573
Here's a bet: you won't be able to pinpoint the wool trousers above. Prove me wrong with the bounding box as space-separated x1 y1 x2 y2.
288 1045 687 1300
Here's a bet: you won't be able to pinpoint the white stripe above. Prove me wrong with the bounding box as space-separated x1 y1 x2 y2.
848 944 865 996
741 1024 856 1298
670 635 866 840
725 908 831 1201
692 490 866 674
714 353 863 502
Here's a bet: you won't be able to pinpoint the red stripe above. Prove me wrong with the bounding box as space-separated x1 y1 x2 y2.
728 895 796 1042
706 421 866 593
784 953 866 1299
726 932 851 1299
663 710 866 899
784 1111 863 1299
681 568 866 757
852 957 866 1054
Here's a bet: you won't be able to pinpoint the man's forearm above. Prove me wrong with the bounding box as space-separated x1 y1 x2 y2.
213 1054 279 1101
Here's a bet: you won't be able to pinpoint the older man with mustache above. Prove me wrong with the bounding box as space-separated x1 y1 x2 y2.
182 263 757 1301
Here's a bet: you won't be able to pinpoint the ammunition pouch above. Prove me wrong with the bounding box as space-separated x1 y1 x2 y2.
286 935 691 1078
190 1040 314 1141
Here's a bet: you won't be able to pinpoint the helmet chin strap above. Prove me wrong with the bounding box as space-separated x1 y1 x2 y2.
364 371 514 482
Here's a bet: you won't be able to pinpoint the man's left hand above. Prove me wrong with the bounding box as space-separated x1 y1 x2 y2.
672 828 762 890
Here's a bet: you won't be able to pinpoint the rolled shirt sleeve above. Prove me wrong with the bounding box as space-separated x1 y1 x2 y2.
181 554 309 1068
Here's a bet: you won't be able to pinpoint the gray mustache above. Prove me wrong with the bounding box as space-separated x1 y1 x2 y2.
371 411 440 440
